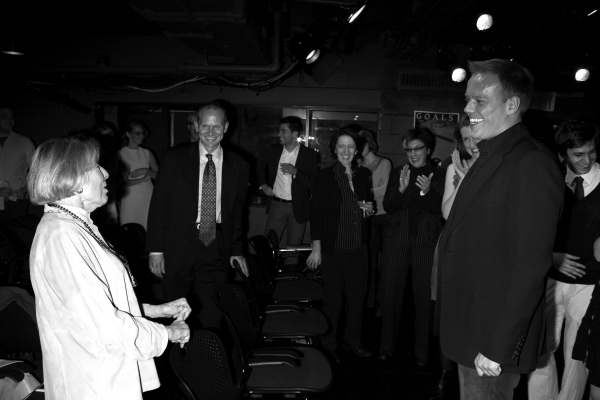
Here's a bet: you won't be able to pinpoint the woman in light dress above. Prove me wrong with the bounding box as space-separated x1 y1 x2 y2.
117 120 159 230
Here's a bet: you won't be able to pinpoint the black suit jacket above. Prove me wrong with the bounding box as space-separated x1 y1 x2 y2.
256 144 318 224
310 164 373 254
438 123 564 374
383 163 444 247
146 143 249 270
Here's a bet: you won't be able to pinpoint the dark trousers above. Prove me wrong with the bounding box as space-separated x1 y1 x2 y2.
458 364 520 400
162 229 228 329
265 200 306 265
366 213 390 307
265 200 307 245
321 244 368 352
379 237 435 361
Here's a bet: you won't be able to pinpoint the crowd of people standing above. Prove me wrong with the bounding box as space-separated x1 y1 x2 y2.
6 57 600 400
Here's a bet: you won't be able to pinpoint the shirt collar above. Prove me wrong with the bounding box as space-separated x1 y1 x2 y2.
565 162 599 186
283 143 300 156
0 130 16 140
199 143 223 161
475 122 522 157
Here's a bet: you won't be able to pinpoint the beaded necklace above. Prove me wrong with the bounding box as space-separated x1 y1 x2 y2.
46 203 137 287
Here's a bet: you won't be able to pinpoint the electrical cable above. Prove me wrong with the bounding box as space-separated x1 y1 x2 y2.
126 76 205 92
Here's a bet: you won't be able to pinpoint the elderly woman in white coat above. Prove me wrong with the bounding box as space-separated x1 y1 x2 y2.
28 136 191 400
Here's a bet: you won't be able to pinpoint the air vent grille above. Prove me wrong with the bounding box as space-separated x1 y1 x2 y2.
398 72 455 88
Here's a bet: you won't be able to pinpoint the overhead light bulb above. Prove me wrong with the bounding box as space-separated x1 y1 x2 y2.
306 49 321 65
348 3 367 23
452 68 467 83
575 69 590 82
476 14 494 31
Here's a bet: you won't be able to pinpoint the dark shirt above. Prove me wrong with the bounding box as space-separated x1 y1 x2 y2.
407 163 433 236
333 162 362 250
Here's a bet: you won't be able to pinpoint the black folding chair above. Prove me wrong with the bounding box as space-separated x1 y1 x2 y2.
249 235 323 303
215 279 328 343
0 286 44 398
212 286 334 397
170 330 242 400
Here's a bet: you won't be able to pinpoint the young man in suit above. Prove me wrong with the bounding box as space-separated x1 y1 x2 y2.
438 59 564 399
146 102 249 329
257 116 318 252
528 120 600 400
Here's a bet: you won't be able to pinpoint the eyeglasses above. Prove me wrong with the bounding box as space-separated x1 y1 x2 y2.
402 145 426 154
129 131 145 137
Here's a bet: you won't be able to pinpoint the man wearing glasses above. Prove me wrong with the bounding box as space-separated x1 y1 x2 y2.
147 102 249 329
437 60 564 399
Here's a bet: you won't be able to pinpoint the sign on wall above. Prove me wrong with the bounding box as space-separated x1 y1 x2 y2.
413 111 460 144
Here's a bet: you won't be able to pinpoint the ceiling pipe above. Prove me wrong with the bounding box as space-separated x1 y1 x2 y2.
33 12 282 75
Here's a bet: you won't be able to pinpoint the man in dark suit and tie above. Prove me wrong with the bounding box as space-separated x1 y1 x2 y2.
147 102 249 329
257 116 318 250
438 59 564 398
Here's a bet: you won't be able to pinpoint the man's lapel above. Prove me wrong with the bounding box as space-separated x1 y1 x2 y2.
443 126 528 238
444 153 504 238
184 143 200 205
296 144 307 168
221 148 234 201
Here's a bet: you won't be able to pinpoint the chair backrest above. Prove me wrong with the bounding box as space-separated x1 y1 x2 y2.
231 258 262 325
212 284 260 356
248 235 276 282
233 256 271 308
0 288 41 357
266 229 279 250
170 330 242 400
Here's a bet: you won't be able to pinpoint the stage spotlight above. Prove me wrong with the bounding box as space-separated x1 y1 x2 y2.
575 68 590 82
289 33 320 64
306 49 321 64
348 2 367 23
452 68 467 83
476 14 494 31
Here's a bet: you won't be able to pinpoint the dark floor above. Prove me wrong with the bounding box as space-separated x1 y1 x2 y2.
141 284 534 400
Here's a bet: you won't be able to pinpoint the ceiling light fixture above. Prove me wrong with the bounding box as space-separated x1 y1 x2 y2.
588 10 597 17
306 49 321 64
575 68 590 82
289 33 321 65
451 68 467 83
476 14 494 31
348 2 367 23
